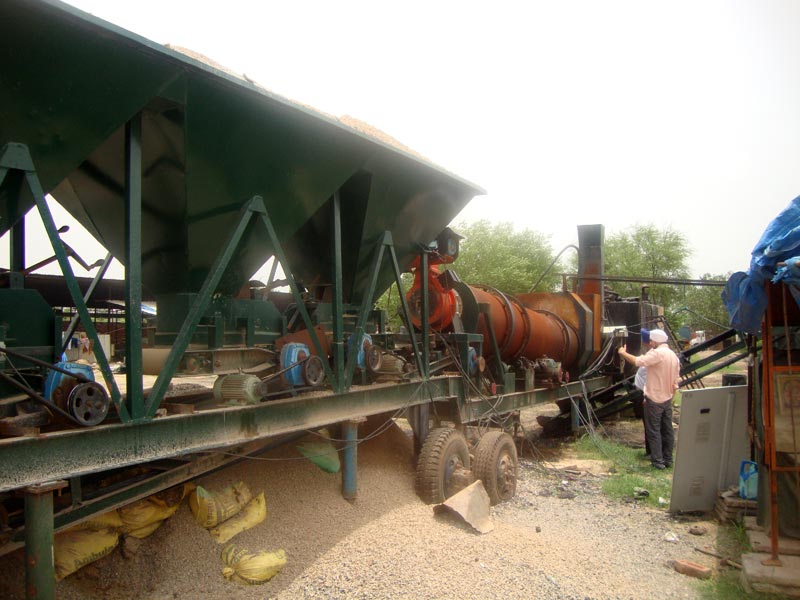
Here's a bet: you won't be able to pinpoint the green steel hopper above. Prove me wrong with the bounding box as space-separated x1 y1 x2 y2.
0 0 483 303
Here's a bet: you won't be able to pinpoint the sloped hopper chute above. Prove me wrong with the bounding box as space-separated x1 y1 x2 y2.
0 0 483 303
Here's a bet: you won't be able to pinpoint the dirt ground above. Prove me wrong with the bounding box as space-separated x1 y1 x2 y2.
0 355 747 599
0 415 724 600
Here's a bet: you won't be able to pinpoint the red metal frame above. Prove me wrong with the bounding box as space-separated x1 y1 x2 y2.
761 281 800 564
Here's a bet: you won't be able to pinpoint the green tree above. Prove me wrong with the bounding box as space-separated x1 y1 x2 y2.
373 220 561 329
603 224 691 314
672 273 732 337
374 273 413 331
445 220 561 294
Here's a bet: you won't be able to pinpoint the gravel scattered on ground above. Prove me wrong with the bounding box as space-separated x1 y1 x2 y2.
0 408 720 600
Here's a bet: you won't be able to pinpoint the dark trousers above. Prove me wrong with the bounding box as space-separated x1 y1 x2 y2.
644 396 674 466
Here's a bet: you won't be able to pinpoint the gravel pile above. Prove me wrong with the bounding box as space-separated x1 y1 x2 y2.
275 454 714 600
0 415 717 600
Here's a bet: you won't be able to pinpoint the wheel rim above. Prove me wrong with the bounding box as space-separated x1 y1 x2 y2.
443 454 466 497
496 452 516 498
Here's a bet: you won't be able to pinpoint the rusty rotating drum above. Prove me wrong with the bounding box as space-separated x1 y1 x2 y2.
453 283 580 368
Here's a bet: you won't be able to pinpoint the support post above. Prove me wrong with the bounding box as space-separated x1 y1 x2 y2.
420 251 430 378
409 404 430 456
264 257 279 300
570 396 580 434
0 162 25 278
68 477 82 508
24 481 66 600
125 114 144 418
331 192 345 393
342 417 366 501
11 217 25 273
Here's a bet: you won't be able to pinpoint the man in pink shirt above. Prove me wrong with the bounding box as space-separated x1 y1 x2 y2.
618 328 680 470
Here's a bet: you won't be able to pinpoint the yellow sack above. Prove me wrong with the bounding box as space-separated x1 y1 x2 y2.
221 544 286 585
190 481 252 528
72 510 124 532
118 498 179 537
125 520 164 540
118 483 194 538
54 527 119 581
150 481 197 506
150 482 196 509
209 492 266 544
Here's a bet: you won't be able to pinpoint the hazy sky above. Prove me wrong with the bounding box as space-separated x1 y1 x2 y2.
4 0 800 280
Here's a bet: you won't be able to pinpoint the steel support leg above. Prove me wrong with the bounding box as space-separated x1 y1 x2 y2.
342 418 365 501
331 192 345 393
24 481 66 600
11 217 25 273
570 397 580 434
409 404 430 457
124 114 144 419
421 251 430 377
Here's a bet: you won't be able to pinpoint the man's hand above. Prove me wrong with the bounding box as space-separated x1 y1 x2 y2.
618 344 627 355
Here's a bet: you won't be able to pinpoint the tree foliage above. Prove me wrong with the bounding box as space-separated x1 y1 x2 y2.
446 220 561 294
374 273 413 331
671 273 732 336
373 220 560 329
373 221 730 338
603 224 692 312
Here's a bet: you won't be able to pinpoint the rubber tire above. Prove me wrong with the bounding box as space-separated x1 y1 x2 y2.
415 427 471 504
473 431 518 505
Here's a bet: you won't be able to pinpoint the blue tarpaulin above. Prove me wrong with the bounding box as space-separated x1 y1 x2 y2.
723 195 800 334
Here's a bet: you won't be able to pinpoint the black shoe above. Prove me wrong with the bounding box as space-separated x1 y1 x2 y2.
665 462 673 468
652 463 666 470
